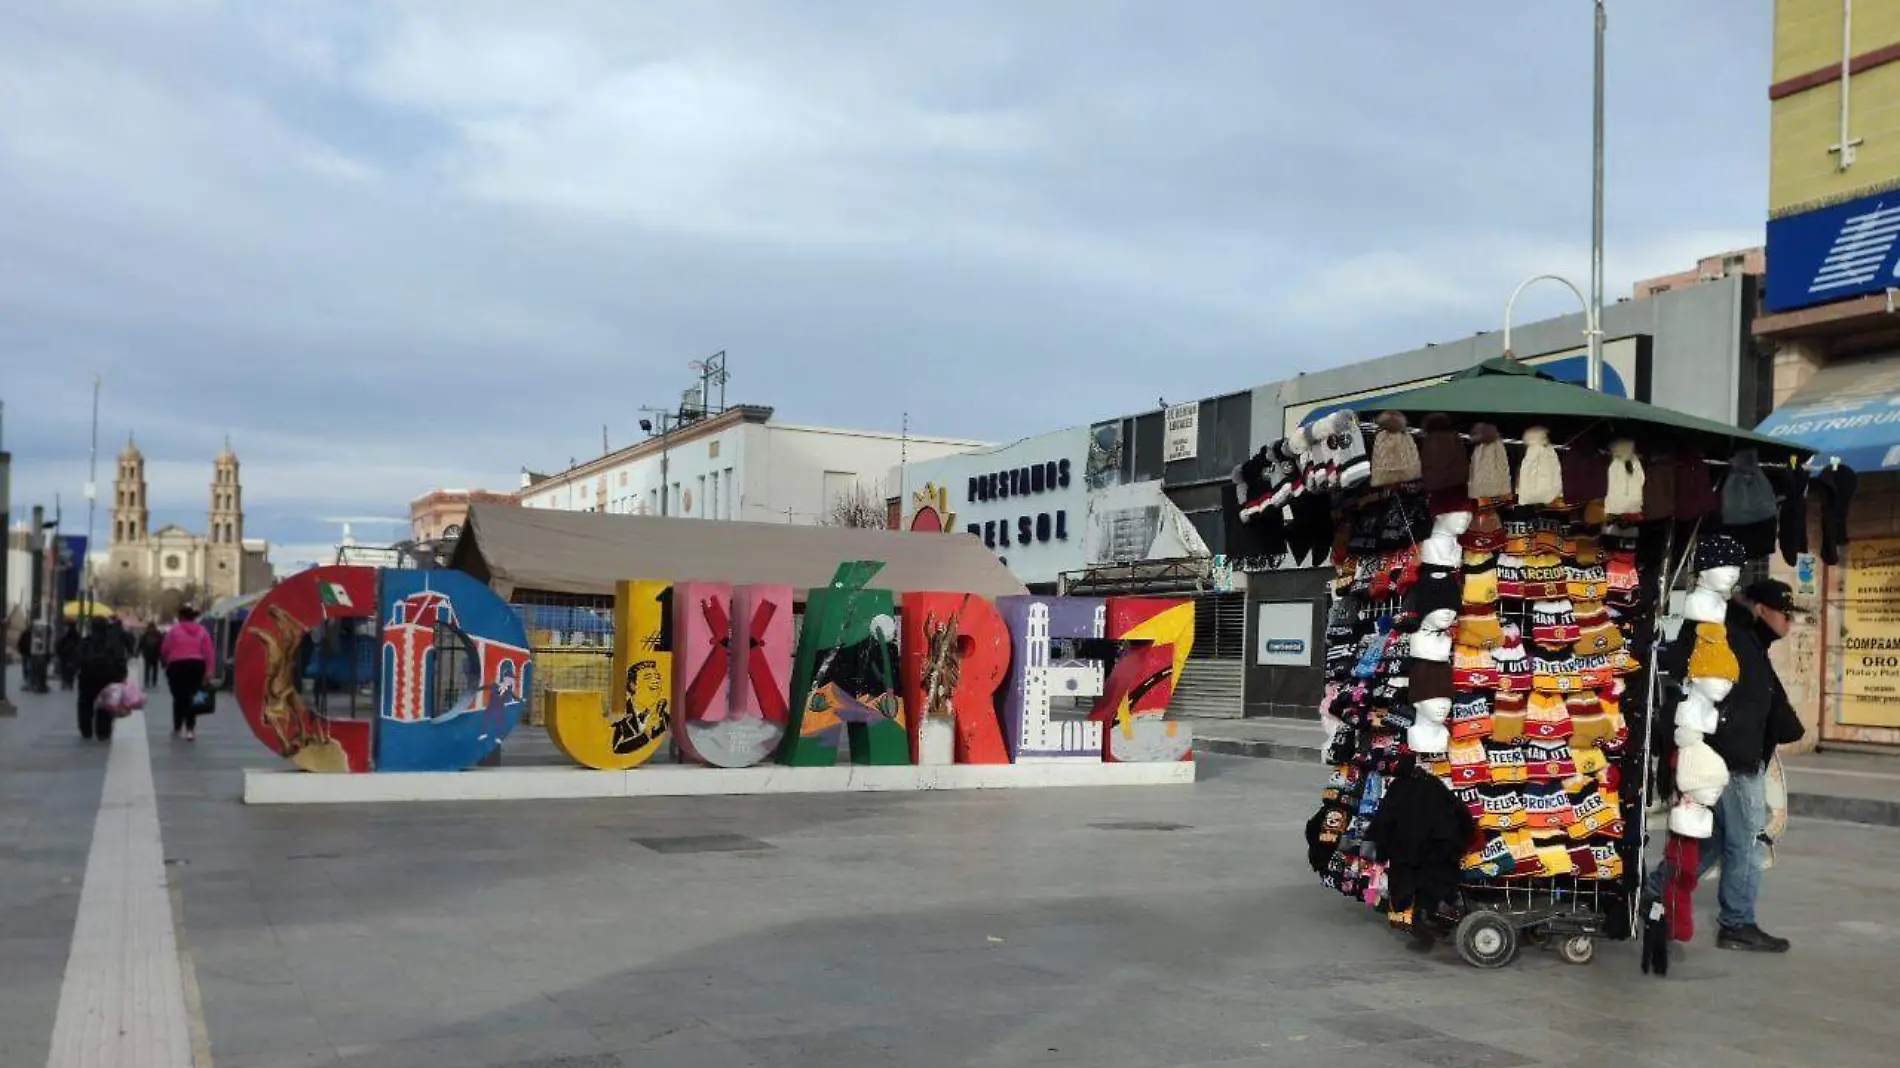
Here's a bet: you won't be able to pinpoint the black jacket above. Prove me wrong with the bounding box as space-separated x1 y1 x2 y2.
1367 770 1473 910
1663 605 1804 774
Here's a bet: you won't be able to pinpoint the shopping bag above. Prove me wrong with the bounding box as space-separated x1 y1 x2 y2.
95 680 146 718
191 684 217 716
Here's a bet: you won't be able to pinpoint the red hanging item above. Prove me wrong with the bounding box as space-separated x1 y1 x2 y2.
1663 833 1700 943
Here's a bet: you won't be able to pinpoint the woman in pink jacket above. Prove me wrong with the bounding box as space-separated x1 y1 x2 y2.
160 604 215 740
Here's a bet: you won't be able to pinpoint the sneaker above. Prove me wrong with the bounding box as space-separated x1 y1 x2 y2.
183 730 195 742
1717 924 1790 952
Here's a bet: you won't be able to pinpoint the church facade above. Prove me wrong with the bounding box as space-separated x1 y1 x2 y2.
106 438 274 606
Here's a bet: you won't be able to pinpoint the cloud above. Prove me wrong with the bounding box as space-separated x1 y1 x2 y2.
0 1 1774 559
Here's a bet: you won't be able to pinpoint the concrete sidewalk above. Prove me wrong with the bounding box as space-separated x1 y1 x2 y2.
1190 717 1900 828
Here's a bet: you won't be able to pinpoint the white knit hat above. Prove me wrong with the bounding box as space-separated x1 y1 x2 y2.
1670 797 1714 838
1411 627 1454 663
1604 439 1645 516
1676 740 1731 806
1516 427 1563 507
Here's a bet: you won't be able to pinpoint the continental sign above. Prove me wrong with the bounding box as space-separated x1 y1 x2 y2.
234 563 1196 773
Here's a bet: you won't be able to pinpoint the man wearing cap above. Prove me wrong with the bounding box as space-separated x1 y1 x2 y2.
1648 579 1807 953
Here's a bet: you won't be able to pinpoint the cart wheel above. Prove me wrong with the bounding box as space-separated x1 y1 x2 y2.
1558 935 1595 965
1454 910 1519 969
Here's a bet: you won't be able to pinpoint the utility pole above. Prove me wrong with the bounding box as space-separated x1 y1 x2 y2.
1588 0 1606 392
0 401 12 714
638 408 675 516
26 504 44 692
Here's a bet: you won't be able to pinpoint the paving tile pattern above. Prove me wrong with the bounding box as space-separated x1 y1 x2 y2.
10 671 1900 1067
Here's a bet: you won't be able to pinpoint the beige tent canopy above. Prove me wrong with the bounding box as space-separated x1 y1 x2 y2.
449 503 1029 603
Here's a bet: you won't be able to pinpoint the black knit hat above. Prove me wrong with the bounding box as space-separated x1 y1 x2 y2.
1694 531 1747 571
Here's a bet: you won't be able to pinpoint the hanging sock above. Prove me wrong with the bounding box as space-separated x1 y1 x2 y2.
1775 468 1810 566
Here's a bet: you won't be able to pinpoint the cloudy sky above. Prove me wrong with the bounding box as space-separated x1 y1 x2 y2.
2 1 1769 570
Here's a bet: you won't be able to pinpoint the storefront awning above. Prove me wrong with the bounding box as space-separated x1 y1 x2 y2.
1756 357 1900 471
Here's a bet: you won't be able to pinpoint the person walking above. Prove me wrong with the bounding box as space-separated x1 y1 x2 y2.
138 624 163 688
54 623 79 691
160 604 214 741
75 618 129 741
1647 579 1807 953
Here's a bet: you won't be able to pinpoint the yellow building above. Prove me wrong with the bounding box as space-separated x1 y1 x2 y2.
1755 1 1900 750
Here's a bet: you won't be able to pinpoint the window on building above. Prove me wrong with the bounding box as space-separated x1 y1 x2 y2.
1724 253 1746 269
619 471 628 487
709 439 721 459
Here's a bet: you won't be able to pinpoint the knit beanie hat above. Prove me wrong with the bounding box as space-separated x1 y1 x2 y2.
1565 564 1609 603
1288 492 1335 567
1409 658 1454 702
1492 627 1531 692
1370 411 1421 487
1603 439 1645 517
1674 447 1718 521
1676 741 1730 807
1688 622 1740 683
1567 694 1614 745
1606 550 1641 606
1722 449 1779 526
1524 781 1575 829
1485 741 1530 783
1461 556 1499 605
1732 516 1779 562
1477 786 1526 831
1495 553 1525 599
1502 513 1536 555
1572 601 1621 655
1561 434 1609 505
1454 605 1504 651
1467 423 1512 501
1532 651 1582 694
1411 626 1453 663
1643 451 1677 520
1322 410 1372 490
1669 799 1713 840
1452 643 1499 689
1575 652 1614 689
1463 834 1516 879
1448 738 1489 784
1491 690 1528 741
1694 532 1747 572
1419 413 1468 494
1530 600 1580 645
1516 427 1564 507
1526 692 1573 740
1521 553 1568 600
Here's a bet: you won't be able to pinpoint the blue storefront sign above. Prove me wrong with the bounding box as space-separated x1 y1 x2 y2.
56 535 87 602
1766 190 1900 313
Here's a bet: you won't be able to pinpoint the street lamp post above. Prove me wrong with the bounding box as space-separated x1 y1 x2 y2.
1501 273 1596 371
1589 0 1607 392
638 409 675 516
82 373 99 621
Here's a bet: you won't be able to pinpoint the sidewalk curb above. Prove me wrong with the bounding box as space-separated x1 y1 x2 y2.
1193 737 1900 829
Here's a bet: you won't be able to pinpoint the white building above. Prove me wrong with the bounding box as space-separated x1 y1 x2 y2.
517 405 987 526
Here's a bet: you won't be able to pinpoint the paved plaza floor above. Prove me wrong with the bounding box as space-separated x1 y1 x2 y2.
5 670 1900 1068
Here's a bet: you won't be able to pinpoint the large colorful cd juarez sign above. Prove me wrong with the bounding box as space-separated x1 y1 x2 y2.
238 562 1195 773
233 566 532 773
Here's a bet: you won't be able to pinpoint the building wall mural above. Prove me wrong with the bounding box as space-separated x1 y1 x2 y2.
234 562 1196 774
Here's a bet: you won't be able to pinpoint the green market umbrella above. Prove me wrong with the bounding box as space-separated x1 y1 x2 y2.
1372 358 1814 463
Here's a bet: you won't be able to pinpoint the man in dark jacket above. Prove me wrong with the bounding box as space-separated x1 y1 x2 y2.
75 619 129 741
1648 579 1806 953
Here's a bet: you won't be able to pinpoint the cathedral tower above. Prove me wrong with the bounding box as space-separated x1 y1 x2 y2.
208 438 243 547
112 434 148 546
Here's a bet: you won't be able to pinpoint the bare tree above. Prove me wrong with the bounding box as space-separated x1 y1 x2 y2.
823 481 888 529
95 572 153 615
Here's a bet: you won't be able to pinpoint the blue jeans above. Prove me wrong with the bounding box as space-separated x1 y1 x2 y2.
1644 769 1766 929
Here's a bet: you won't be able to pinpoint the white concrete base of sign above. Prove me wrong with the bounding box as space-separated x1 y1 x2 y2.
243 758 1195 804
